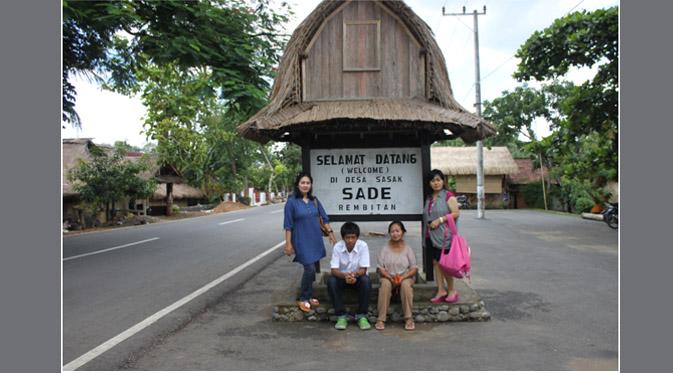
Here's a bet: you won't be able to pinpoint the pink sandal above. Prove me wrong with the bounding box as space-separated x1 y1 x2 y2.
444 293 460 303
430 295 447 304
309 298 320 306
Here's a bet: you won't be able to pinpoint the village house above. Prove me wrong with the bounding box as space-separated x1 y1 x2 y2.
431 146 519 208
62 138 206 228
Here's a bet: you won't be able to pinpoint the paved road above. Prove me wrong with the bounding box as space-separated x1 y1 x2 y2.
63 204 287 369
115 209 618 371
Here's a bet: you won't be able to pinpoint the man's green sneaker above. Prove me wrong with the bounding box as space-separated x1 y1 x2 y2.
334 316 348 330
357 317 371 330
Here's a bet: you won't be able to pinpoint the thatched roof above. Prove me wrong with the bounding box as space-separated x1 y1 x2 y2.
63 139 196 198
62 138 102 197
125 153 184 184
238 0 496 144
152 183 205 200
431 146 519 176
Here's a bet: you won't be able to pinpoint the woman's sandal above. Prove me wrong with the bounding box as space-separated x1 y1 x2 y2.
430 294 448 304
297 300 311 312
375 320 385 330
444 292 460 303
404 319 415 331
309 298 320 306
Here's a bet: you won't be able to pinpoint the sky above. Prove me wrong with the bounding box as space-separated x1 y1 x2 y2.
61 0 618 148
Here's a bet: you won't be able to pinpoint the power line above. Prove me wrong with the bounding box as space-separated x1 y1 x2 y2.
442 4 488 219
567 0 585 13
476 0 588 83
454 15 473 32
481 55 515 81
460 83 475 103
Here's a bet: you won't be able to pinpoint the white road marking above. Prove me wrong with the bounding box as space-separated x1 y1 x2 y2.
63 238 160 262
270 209 284 214
218 218 245 226
63 240 286 371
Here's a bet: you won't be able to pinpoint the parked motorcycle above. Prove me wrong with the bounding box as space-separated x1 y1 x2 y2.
602 202 618 229
456 194 470 209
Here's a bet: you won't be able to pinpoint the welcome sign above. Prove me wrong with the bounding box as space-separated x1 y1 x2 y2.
310 148 423 215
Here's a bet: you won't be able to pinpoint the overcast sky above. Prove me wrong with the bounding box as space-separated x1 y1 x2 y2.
61 0 618 147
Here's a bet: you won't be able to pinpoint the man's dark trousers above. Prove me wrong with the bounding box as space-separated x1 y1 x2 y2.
326 274 371 317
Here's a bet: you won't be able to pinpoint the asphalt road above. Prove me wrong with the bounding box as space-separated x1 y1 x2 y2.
116 209 618 371
63 204 288 369
64 208 618 370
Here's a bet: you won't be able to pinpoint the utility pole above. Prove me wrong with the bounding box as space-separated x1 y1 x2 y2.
443 5 487 219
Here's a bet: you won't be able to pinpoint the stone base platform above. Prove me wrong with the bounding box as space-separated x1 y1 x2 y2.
272 272 490 323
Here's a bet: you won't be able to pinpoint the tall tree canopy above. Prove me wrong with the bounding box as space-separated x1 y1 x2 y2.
476 7 618 212
63 0 296 198
481 85 551 159
63 0 291 127
514 6 618 171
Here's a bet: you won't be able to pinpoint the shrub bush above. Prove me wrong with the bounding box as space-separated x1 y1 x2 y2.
574 197 595 213
522 183 545 209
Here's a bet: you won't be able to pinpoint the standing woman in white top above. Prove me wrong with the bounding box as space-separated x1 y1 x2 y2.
375 221 418 331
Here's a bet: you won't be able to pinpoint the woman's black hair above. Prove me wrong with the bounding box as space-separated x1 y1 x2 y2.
425 169 448 196
293 172 315 200
340 221 360 239
388 220 407 234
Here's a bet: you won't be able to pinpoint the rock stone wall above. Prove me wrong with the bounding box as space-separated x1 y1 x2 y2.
272 301 490 323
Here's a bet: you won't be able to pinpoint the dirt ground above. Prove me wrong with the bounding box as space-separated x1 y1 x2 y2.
63 201 252 236
211 201 251 213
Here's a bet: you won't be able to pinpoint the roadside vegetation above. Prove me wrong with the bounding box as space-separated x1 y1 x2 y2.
64 2 617 214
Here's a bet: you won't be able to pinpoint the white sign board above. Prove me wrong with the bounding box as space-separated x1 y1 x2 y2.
310 148 423 215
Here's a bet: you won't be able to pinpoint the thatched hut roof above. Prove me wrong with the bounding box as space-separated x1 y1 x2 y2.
431 146 519 176
237 0 496 144
152 183 205 200
63 139 197 198
62 138 102 197
125 153 184 184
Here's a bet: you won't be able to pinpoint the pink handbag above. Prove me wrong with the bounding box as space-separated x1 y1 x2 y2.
438 214 471 281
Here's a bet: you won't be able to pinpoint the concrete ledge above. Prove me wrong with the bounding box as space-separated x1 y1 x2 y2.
581 213 604 221
272 271 490 323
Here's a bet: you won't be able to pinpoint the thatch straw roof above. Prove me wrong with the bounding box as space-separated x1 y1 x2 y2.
125 153 184 184
431 146 519 176
63 139 198 198
152 183 205 200
238 0 496 144
62 138 102 197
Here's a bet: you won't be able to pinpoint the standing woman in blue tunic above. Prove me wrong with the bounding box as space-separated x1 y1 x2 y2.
284 172 337 312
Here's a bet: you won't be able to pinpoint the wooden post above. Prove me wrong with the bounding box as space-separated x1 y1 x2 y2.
539 153 548 210
166 183 174 216
420 142 432 281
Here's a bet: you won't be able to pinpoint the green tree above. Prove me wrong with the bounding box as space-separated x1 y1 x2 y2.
113 140 142 153
275 143 302 192
199 108 260 198
68 146 156 222
482 85 549 145
514 6 618 172
63 0 294 198
63 0 291 126
499 7 619 212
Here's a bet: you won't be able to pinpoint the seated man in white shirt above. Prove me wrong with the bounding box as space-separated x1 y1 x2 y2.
327 221 372 330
